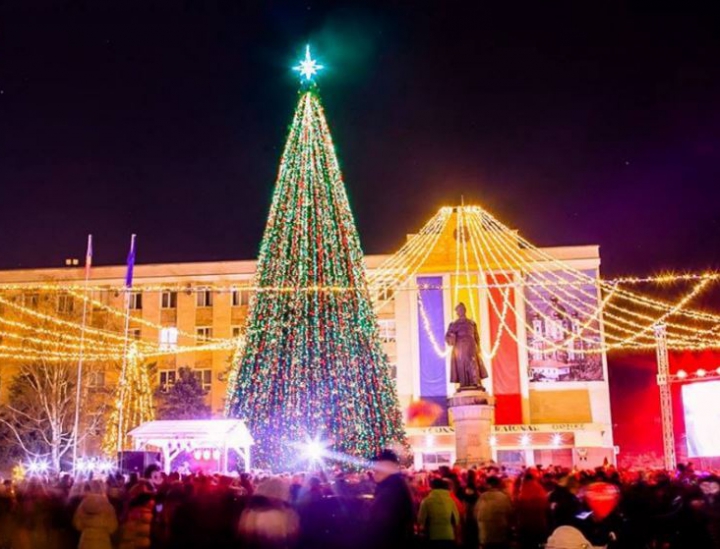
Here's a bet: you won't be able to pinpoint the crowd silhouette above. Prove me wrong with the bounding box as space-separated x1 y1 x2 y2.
1 451 719 549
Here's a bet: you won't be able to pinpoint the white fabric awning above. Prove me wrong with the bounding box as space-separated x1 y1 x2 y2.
128 419 254 448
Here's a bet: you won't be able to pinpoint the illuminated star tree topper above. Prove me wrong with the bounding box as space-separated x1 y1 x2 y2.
293 44 324 81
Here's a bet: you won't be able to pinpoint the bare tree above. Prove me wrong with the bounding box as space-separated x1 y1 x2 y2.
2 363 88 472
0 290 118 472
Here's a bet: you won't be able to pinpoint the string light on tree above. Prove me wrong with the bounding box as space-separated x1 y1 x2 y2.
102 343 155 456
225 47 406 470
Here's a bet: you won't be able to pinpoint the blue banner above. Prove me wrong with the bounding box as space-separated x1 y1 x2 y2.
417 276 448 425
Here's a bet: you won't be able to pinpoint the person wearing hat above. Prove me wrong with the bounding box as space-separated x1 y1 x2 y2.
366 450 415 549
545 525 606 549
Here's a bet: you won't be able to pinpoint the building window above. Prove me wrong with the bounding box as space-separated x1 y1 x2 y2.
378 319 396 343
159 327 179 351
192 369 212 392
87 368 106 388
377 288 395 302
196 289 213 308
129 293 143 310
24 293 39 308
421 452 452 469
161 291 177 309
57 294 74 314
232 326 242 338
196 327 213 342
159 370 177 392
129 328 141 340
232 288 250 307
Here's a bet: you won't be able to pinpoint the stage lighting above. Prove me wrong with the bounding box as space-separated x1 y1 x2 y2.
677 370 688 379
489 436 497 447
302 440 325 462
520 434 531 446
552 434 562 446
28 460 48 474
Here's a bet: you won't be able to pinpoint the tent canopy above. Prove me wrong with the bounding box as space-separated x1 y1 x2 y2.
128 419 253 473
129 419 254 448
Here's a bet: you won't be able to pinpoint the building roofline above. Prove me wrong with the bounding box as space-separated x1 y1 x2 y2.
0 245 600 284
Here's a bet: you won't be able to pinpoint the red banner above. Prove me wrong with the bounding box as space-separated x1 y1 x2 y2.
487 273 523 424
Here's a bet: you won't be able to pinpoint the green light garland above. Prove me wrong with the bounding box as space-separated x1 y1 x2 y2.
225 86 406 470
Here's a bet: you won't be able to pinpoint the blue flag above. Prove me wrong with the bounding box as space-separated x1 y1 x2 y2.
125 234 137 288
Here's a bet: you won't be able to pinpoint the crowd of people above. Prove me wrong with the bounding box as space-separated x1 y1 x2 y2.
0 451 719 549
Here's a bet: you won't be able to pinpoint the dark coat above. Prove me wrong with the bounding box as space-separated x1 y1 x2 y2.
367 474 415 549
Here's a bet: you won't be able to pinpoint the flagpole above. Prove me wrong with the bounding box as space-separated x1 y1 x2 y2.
116 234 137 460
72 234 92 477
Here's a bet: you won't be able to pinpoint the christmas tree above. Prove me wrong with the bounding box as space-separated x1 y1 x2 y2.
102 343 155 456
156 366 211 420
226 47 406 470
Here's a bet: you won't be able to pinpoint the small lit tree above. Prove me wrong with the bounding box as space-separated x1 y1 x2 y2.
102 344 155 456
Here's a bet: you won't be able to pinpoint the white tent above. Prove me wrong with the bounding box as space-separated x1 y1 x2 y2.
128 419 253 474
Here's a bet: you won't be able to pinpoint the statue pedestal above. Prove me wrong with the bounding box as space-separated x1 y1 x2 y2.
448 389 495 468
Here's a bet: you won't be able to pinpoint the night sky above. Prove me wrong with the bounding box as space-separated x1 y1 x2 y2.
1 1 719 277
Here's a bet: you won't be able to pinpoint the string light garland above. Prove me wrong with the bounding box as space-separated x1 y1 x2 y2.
471 207 719 350
0 294 139 345
1 270 719 295
65 289 226 344
472 210 656 348
0 315 145 353
1 202 720 366
368 208 451 313
407 205 720 357
474 208 720 348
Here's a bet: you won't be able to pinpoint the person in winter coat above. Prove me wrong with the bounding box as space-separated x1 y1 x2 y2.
546 525 606 549
119 492 154 549
475 476 513 549
418 477 460 547
238 477 299 549
548 475 581 531
73 481 118 549
366 450 415 549
460 471 480 549
515 472 550 549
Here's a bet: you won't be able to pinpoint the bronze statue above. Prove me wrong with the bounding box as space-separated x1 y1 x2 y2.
445 302 489 390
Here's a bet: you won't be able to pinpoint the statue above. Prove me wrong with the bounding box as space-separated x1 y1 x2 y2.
445 302 489 390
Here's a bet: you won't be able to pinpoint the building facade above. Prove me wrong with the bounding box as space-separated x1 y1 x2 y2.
0 231 615 469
